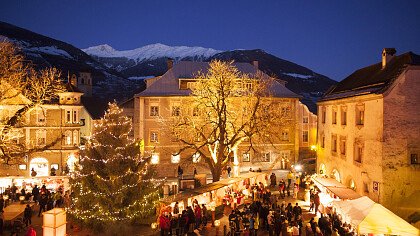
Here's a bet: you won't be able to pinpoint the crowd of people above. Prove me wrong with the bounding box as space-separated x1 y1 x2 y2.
0 183 70 235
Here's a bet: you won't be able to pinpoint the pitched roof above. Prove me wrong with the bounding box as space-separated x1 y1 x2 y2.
136 61 300 98
321 52 420 101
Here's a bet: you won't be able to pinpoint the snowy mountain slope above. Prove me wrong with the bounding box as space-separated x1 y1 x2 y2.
0 21 144 108
83 43 221 61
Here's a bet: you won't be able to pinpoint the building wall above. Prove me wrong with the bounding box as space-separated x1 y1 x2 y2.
317 94 384 201
382 67 420 218
129 96 301 178
297 102 317 161
0 93 82 177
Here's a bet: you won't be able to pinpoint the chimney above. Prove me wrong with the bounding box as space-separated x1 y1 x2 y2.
382 48 396 69
252 60 259 70
167 58 174 71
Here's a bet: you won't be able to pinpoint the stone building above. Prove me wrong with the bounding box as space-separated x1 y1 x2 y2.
316 48 420 220
0 81 83 177
121 60 315 179
297 101 317 160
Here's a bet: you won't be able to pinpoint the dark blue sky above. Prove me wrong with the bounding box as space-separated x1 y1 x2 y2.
1 1 419 81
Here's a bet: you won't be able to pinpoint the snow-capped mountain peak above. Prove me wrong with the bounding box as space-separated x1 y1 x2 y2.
82 43 222 61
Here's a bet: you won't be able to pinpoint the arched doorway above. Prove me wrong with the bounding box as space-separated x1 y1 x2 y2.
319 163 326 175
30 157 49 177
332 169 341 182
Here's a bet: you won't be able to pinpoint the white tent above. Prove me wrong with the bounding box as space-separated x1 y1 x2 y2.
332 196 419 236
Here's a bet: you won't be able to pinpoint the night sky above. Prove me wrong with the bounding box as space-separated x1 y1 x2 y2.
1 1 419 81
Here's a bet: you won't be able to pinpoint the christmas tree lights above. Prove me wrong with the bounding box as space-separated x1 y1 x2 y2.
68 103 163 231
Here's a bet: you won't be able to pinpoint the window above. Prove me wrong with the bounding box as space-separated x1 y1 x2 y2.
280 151 289 160
151 153 159 164
73 130 78 145
193 107 200 117
354 143 363 163
331 134 337 153
303 117 308 123
171 106 181 116
150 106 159 116
262 152 270 162
37 109 46 123
281 107 290 116
302 131 309 142
281 131 289 141
356 104 365 125
363 182 369 193
73 110 78 123
410 154 418 165
64 130 72 146
242 153 250 162
332 109 337 124
192 153 201 163
341 106 347 125
322 107 326 124
340 137 346 155
321 134 325 148
150 132 159 143
66 111 71 123
171 130 180 142
36 129 46 146
171 154 180 164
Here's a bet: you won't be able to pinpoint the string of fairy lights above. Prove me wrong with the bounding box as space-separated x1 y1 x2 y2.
68 103 164 223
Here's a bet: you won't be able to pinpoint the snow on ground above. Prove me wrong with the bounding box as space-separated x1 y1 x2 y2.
282 72 313 79
83 43 221 61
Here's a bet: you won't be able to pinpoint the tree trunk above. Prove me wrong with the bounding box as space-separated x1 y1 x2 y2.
211 167 222 182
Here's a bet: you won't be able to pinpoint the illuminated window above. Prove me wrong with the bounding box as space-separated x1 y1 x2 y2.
171 154 180 164
302 131 309 143
242 153 250 162
67 154 77 172
349 179 356 190
64 130 72 146
150 106 159 116
303 117 308 123
151 153 159 164
192 153 201 163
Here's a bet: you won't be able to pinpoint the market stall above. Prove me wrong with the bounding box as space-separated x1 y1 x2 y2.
332 196 419 236
0 176 69 194
311 175 361 214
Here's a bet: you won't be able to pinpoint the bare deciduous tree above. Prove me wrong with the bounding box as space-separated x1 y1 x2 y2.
0 41 65 164
167 60 290 181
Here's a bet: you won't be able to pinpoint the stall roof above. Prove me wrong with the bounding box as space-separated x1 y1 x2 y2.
312 176 360 200
327 187 361 200
159 172 268 205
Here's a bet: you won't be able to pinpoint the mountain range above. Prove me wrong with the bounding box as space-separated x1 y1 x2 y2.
0 21 336 113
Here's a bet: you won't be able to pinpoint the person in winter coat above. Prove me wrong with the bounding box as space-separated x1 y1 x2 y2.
25 225 36 236
159 213 170 236
23 204 32 226
38 194 47 217
194 204 202 229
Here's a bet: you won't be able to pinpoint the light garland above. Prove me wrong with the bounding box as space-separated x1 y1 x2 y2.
68 103 164 226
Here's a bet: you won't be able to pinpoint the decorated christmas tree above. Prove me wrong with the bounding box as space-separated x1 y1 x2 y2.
68 103 162 231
